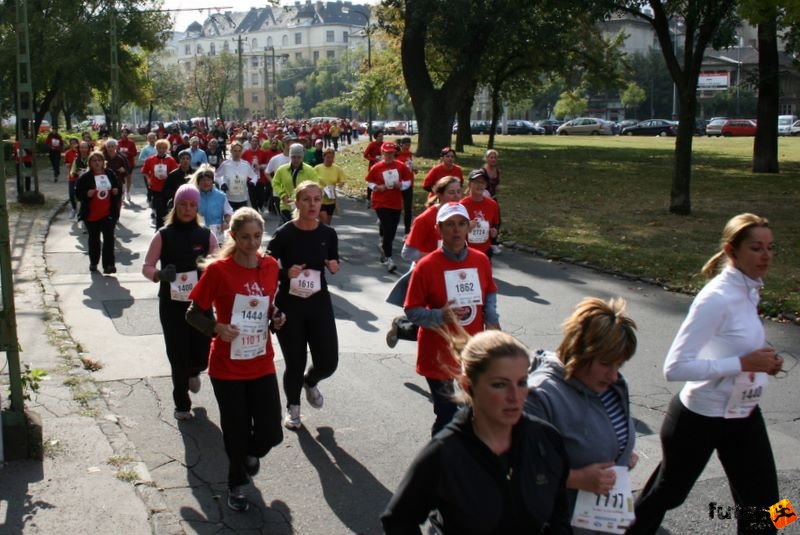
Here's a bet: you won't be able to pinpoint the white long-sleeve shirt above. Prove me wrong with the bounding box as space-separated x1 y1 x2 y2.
664 265 767 417
215 159 257 204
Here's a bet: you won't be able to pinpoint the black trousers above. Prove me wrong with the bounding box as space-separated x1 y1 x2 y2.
211 373 283 488
152 191 167 229
630 396 779 534
376 208 401 259
159 298 210 412
401 188 413 234
49 150 61 178
276 294 339 406
85 217 116 269
425 377 458 437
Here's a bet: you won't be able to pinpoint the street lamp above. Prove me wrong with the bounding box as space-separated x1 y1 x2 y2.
343 6 372 140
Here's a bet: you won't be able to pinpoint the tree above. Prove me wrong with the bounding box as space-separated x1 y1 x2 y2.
627 48 674 118
610 0 739 215
621 81 646 118
282 96 304 119
554 90 589 118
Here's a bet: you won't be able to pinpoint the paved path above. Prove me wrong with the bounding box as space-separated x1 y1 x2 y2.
2 161 800 534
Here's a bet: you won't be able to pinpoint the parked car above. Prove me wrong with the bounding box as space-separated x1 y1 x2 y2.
620 119 677 136
791 120 800 136
384 121 408 135
534 119 562 135
721 119 757 137
452 120 498 135
502 120 544 135
705 118 727 137
778 115 797 136
369 120 386 135
615 119 638 133
406 120 418 135
556 117 613 135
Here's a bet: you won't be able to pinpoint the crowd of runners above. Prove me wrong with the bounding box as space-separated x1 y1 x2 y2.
33 117 785 533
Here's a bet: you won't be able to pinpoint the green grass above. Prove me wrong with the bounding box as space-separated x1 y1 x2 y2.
335 135 800 317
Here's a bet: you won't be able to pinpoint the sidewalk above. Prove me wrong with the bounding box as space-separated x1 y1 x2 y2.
1 165 158 534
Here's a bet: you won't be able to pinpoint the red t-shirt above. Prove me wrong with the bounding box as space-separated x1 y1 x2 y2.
242 148 267 184
404 249 496 379
188 255 279 380
141 154 178 192
64 149 79 178
423 163 463 192
86 171 114 222
45 134 63 152
117 137 138 169
405 205 441 255
460 196 500 254
365 160 413 211
363 141 382 168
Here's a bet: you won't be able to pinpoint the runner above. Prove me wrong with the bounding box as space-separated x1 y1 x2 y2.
365 141 413 273
142 184 218 420
314 147 346 225
460 168 500 259
394 137 416 235
186 208 286 513
481 149 503 255
267 181 340 430
141 139 178 229
404 202 499 435
422 147 463 197
118 128 138 201
191 165 233 245
272 143 319 223
163 149 195 208
75 150 123 274
102 139 131 205
381 331 572 534
45 127 64 182
216 141 258 211
363 130 384 209
63 138 82 219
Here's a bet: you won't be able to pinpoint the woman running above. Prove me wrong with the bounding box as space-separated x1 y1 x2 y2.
267 181 340 430
75 150 122 274
186 208 286 513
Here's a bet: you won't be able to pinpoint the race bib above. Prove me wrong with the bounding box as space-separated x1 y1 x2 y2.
289 269 321 298
230 175 246 196
323 185 336 200
94 174 111 200
725 372 768 419
444 268 482 306
382 169 399 189
120 147 128 154
230 294 270 360
405 159 413 171
571 467 636 534
169 271 198 302
52 139 61 148
208 155 218 165
154 163 167 180
468 220 490 244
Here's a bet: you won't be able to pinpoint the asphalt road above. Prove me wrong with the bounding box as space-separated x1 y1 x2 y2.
44 188 800 534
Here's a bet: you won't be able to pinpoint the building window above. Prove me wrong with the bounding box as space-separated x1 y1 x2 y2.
209 42 216 55
251 56 259 67
282 35 289 46
252 93 259 103
295 32 302 45
326 30 335 43
223 41 230 52
251 38 258 49
267 36 273 47
313 50 319 62
252 73 259 86
184 44 190 55
343 31 348 43
326 50 335 59
196 44 203 54
295 52 302 61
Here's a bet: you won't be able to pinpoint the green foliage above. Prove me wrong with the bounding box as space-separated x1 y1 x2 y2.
310 96 351 117
626 48 674 118
554 90 588 119
282 96 304 119
704 88 758 117
17 364 47 401
621 81 647 113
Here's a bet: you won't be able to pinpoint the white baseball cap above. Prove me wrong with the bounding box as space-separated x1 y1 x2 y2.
436 202 469 223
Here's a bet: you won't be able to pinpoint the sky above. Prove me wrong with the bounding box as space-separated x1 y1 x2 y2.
164 0 379 33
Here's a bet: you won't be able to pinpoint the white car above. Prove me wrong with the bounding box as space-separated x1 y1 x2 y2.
556 117 613 135
791 120 800 136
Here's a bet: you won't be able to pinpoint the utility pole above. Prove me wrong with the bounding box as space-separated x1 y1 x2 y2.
110 3 120 136
237 35 244 121
263 49 269 119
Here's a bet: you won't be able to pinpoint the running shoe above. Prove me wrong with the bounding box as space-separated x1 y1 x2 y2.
174 410 192 420
103 265 117 274
69 209 77 219
126 192 132 203
491 244 502 255
227 486 249 512
304 384 324 409
386 257 397 273
188 375 201 394
284 404 301 430
377 242 386 263
386 318 400 348
244 455 260 477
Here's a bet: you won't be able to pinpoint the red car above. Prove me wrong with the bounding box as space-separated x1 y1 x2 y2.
721 119 757 137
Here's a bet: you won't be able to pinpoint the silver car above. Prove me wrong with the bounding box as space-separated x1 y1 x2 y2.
705 118 727 137
556 117 613 135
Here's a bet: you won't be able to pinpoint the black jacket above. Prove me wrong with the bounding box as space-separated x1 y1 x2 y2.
75 168 122 222
381 408 573 535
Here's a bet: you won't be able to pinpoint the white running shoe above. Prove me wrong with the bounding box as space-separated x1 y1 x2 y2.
69 209 77 219
188 375 201 394
284 404 301 429
491 244 502 255
126 191 132 203
386 257 397 273
304 384 324 409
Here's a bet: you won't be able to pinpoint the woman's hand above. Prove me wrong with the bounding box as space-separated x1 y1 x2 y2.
325 259 339 274
287 263 306 279
271 309 287 331
628 451 639 470
740 347 783 375
489 228 498 238
111 188 119 196
214 323 240 342
442 301 471 323
87 189 97 198
567 462 616 495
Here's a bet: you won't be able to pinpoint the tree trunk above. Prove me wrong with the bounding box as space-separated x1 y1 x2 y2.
670 88 697 215
455 91 475 151
487 86 502 150
752 17 780 173
147 101 154 132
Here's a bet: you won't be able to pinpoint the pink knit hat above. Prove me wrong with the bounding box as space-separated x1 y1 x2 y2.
174 184 200 206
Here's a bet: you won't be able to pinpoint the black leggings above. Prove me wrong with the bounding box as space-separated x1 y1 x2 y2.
159 298 210 412
630 396 778 534
85 217 116 269
211 373 283 488
375 208 401 259
276 294 339 407
401 188 413 235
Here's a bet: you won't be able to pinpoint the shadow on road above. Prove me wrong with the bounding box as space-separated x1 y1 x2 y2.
494 276 550 305
331 293 380 333
0 459 47 533
297 426 392 535
82 273 133 318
